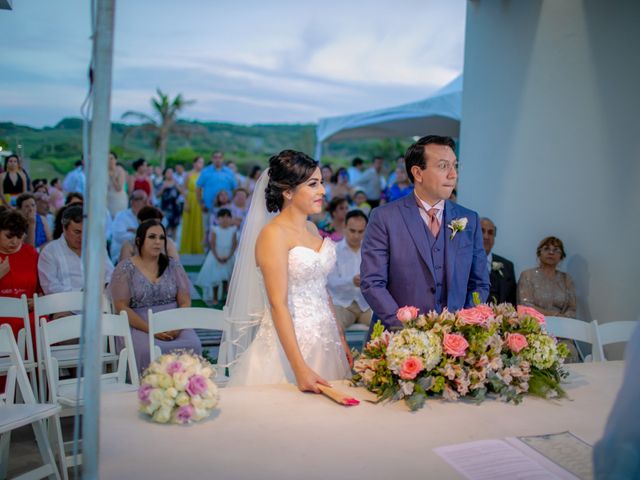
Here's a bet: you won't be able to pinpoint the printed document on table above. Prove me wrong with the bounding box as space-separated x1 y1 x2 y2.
434 438 582 480
515 432 593 480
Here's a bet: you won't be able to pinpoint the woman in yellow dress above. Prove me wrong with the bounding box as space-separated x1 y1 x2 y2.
179 156 205 254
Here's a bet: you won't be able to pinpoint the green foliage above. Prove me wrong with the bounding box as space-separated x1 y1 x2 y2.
405 391 426 411
371 320 385 340
472 291 481 306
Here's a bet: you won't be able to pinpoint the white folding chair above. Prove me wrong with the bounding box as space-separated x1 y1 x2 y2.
33 292 117 402
40 311 138 467
544 316 601 362
148 307 230 385
41 311 139 411
0 324 67 480
593 320 638 361
0 295 38 400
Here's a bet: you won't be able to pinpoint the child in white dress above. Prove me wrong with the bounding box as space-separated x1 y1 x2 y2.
195 208 238 305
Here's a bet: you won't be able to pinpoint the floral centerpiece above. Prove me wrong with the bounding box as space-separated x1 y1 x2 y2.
352 303 569 411
138 350 220 424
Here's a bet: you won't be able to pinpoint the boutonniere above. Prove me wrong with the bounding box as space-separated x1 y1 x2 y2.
447 217 468 240
492 261 504 277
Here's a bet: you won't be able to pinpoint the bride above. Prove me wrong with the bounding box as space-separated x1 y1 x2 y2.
226 150 352 392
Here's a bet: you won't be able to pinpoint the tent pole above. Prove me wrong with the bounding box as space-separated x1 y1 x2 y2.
82 0 116 478
314 141 323 161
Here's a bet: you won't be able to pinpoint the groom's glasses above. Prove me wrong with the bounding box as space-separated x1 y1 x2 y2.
429 160 459 174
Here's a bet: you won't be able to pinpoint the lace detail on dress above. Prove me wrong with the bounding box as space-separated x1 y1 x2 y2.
229 238 350 385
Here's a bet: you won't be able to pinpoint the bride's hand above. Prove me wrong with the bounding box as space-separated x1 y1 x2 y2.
294 366 330 393
341 335 353 368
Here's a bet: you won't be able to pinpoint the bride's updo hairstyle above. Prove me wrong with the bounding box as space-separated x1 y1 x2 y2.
265 149 318 212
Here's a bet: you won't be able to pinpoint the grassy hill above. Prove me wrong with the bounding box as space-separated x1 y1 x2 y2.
0 118 412 179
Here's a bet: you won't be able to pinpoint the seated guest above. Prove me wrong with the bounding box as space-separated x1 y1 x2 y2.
110 190 148 262
481 217 516 304
110 219 201 372
0 209 39 338
331 167 352 202
318 197 349 242
119 206 179 262
385 165 413 202
327 210 372 331
518 236 579 361
17 192 51 249
229 188 249 229
48 178 65 212
593 323 640 479
38 205 114 294
34 191 55 237
351 190 372 215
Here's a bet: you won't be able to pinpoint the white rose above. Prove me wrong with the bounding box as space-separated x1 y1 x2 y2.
203 397 218 409
165 387 178 398
173 372 189 391
191 408 209 422
191 396 204 410
201 366 215 379
158 373 173 389
149 388 164 404
175 392 190 407
152 406 172 424
178 354 198 370
144 374 160 388
142 402 160 415
159 353 177 367
148 362 164 375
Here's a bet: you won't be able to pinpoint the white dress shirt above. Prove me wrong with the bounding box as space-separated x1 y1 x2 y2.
38 235 114 294
327 239 370 310
110 208 137 261
63 167 86 195
415 194 445 228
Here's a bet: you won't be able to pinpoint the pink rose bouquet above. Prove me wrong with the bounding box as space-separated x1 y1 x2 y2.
138 350 220 424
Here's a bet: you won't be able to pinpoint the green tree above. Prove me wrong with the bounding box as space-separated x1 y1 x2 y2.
121 89 195 170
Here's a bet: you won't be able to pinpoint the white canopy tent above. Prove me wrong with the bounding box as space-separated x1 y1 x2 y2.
314 75 463 159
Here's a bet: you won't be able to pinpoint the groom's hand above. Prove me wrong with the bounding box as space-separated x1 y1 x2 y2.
352 275 361 287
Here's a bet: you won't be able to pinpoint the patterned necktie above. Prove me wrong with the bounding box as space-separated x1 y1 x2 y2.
426 208 440 237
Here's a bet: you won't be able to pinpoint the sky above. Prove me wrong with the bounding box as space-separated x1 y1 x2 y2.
0 0 466 128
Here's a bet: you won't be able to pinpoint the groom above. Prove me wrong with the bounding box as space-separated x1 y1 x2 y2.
360 135 489 335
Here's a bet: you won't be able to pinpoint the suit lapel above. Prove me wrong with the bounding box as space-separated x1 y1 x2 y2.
399 195 436 281
444 200 458 303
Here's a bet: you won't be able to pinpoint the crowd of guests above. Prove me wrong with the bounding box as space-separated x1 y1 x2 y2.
0 148 584 376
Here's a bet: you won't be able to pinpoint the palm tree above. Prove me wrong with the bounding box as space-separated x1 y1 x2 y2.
122 89 195 170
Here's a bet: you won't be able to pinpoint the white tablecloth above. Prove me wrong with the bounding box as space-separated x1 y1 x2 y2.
99 362 624 479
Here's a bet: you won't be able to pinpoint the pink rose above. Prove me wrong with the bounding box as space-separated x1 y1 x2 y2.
517 306 546 324
458 308 487 326
175 404 194 424
186 375 208 397
505 333 528 353
443 333 469 357
474 305 494 320
396 306 419 323
166 360 183 375
399 356 424 380
137 384 153 405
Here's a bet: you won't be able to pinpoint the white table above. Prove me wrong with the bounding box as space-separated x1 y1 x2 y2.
99 362 624 479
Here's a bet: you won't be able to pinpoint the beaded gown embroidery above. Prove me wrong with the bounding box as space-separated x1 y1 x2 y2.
229 238 351 385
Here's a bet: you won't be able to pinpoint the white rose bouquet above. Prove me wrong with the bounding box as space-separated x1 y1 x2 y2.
138 350 219 424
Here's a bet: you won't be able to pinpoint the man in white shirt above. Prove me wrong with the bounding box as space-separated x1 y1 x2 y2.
38 205 114 294
327 210 372 331
110 190 147 262
62 160 85 195
347 157 365 185
353 156 384 208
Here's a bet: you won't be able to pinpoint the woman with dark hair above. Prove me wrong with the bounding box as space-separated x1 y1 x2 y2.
128 158 153 200
110 219 201 372
518 236 579 361
0 154 29 207
246 165 262 194
320 164 333 200
118 206 179 262
48 178 65 212
227 150 352 391
156 166 183 239
330 167 352 201
318 196 349 242
0 209 39 337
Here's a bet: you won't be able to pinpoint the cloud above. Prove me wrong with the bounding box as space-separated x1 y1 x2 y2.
0 0 466 127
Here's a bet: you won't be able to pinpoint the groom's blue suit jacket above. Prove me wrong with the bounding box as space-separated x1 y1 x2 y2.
360 194 489 331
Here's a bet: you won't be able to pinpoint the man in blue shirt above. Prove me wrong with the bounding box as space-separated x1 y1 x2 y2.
196 151 237 238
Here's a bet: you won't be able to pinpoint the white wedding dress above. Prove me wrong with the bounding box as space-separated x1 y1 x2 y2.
228 238 351 386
